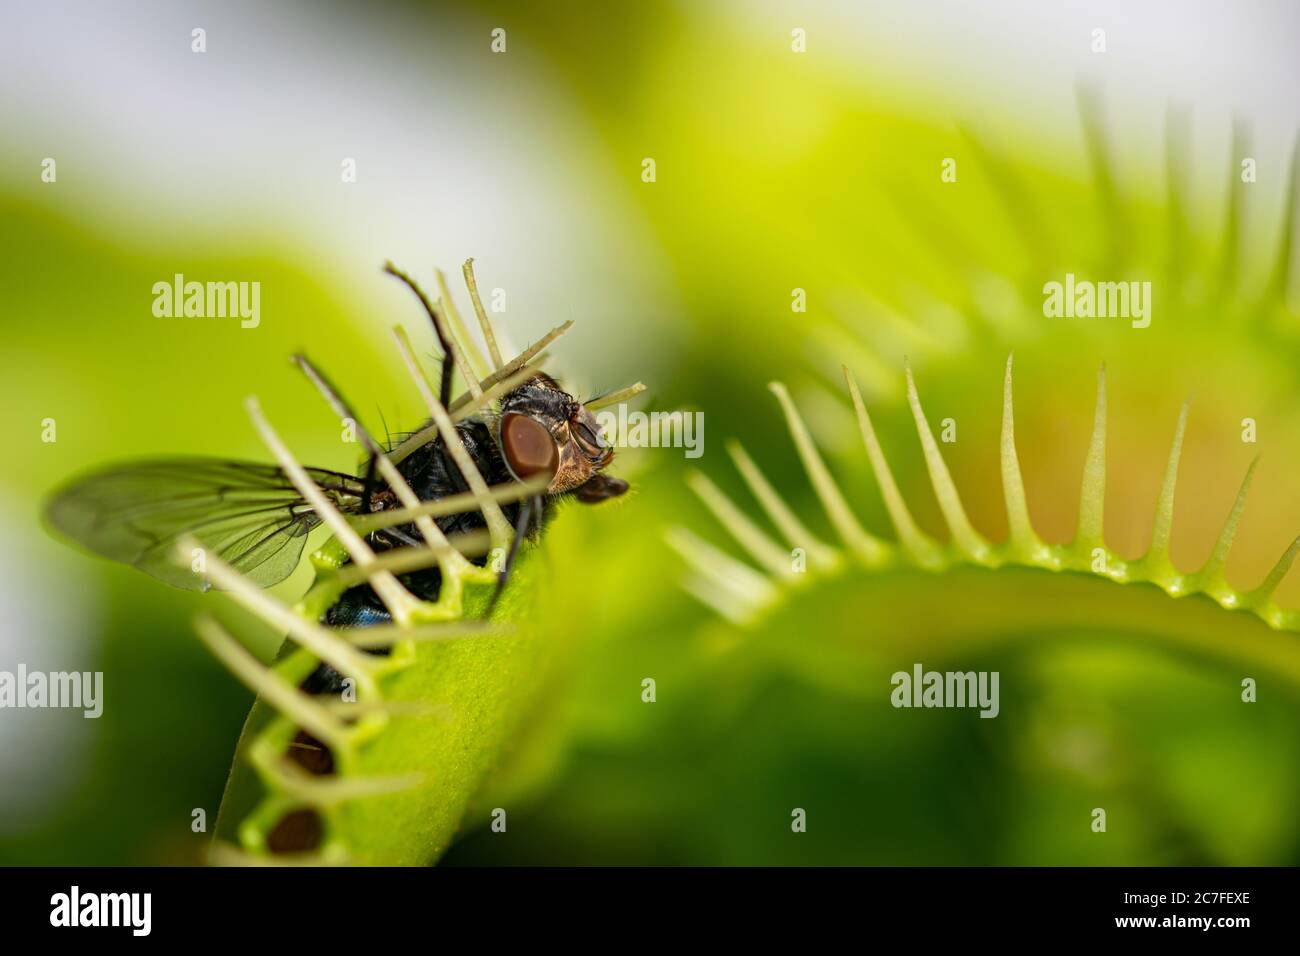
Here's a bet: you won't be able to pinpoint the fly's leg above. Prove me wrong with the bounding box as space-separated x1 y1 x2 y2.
373 526 423 550
383 262 456 409
360 454 379 512
487 494 539 615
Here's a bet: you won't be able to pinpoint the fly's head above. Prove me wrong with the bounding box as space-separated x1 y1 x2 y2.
497 373 629 503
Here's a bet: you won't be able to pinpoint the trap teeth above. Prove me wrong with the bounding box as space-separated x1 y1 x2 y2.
680 360 1300 637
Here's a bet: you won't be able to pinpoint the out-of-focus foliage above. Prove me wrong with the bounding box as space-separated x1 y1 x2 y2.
3 0 1299 865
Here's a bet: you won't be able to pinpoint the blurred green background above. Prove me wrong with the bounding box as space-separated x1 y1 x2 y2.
2 0 1299 865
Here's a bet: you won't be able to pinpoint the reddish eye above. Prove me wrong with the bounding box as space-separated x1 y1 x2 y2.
500 412 559 482
572 420 608 460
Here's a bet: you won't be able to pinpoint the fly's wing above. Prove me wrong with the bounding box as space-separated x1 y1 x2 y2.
44 458 366 591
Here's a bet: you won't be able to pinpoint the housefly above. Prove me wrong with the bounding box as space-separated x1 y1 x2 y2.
45 261 636 796
46 370 626 597
45 265 630 705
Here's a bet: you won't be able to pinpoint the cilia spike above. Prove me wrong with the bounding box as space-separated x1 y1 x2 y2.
673 358 1300 633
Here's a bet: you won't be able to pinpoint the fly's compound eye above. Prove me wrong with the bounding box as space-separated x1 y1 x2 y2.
572 420 608 461
500 412 560 483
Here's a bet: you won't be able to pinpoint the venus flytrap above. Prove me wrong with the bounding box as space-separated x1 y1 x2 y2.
768 381 885 565
673 356 1300 653
140 260 643 865
196 393 507 860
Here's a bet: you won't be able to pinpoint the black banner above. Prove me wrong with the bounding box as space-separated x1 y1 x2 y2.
0 867 1284 942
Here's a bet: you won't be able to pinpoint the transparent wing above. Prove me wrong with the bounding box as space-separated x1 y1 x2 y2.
45 458 366 591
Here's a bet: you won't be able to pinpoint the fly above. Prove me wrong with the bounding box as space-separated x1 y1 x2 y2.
44 262 632 677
